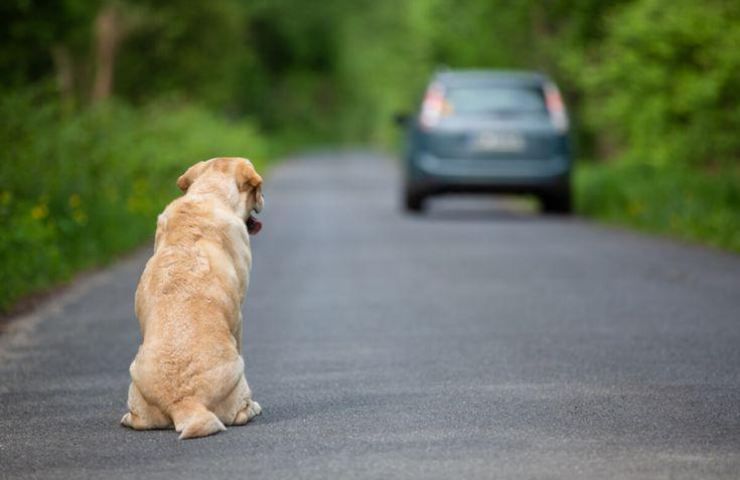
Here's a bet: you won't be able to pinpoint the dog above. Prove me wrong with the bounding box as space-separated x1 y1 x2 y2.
121 157 264 439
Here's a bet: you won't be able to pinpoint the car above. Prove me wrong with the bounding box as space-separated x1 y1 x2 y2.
397 69 572 214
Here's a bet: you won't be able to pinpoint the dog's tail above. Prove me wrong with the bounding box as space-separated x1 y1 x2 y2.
171 399 226 440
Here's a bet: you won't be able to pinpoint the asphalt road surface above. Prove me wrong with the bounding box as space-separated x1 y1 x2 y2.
1 151 739 479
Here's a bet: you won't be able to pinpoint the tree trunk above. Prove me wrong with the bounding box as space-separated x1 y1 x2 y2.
92 4 123 103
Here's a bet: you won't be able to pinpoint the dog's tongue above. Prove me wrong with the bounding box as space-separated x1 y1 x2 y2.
246 215 262 235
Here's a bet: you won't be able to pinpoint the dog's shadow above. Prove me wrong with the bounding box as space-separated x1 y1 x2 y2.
253 391 395 426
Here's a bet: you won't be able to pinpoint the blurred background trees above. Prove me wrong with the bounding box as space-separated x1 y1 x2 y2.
3 0 738 164
1 0 739 311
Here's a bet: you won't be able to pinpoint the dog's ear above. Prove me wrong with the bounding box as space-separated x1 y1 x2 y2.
235 160 262 192
177 161 207 193
252 182 265 213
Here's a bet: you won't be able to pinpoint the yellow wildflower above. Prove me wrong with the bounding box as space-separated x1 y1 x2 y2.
31 204 48 220
69 194 82 208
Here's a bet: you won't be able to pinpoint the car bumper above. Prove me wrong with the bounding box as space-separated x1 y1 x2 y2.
407 152 570 194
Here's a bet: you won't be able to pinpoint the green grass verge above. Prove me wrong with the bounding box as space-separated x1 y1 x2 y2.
0 92 270 313
575 162 740 253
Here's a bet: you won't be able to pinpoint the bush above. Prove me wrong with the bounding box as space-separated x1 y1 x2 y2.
0 90 269 312
576 163 740 252
575 0 740 168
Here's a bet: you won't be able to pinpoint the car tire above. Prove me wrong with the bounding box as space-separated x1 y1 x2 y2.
540 188 572 215
404 187 426 213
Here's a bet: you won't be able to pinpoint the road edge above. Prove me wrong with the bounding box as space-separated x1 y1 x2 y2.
0 247 149 361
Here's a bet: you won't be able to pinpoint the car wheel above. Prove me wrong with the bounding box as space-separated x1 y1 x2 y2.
540 189 572 214
404 187 426 213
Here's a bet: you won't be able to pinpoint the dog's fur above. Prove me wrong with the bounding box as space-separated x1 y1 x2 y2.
121 157 264 439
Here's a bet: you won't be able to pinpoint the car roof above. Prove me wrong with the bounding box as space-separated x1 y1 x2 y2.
433 69 550 88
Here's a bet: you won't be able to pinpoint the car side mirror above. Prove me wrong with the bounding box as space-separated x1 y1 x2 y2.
393 112 411 127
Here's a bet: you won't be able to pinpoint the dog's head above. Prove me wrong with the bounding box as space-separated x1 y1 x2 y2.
177 157 264 235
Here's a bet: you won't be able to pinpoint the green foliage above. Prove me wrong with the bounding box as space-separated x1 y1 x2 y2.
576 163 740 252
333 0 437 144
566 0 740 251
573 0 740 168
0 0 101 88
0 89 268 312
115 0 249 110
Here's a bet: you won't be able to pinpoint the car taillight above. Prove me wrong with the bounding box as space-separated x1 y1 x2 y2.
419 83 450 129
544 83 568 132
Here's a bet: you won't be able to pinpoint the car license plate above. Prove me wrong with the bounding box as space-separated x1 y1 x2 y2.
470 132 525 152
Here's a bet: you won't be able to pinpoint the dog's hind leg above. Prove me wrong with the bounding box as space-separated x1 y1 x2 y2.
214 374 261 426
121 382 171 430
231 376 262 426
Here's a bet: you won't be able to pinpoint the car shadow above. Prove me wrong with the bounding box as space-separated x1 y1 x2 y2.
416 195 550 222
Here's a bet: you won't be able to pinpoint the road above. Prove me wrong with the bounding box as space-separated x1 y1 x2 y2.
1 151 739 479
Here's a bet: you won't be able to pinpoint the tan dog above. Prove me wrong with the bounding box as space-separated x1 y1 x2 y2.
121 157 264 439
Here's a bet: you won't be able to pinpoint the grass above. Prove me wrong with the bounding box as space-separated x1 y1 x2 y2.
0 91 270 313
575 161 740 253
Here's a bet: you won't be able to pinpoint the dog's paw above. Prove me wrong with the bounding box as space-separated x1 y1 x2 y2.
234 400 262 425
121 412 133 428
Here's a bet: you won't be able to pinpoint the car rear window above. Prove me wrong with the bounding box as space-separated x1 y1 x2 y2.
445 86 546 115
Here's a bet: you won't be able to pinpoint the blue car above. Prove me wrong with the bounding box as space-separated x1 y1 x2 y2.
399 70 572 213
